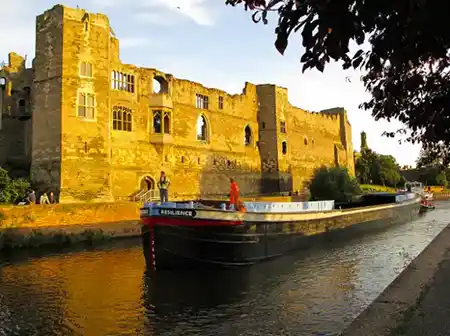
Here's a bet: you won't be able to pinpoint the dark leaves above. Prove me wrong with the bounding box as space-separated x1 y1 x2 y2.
225 0 450 161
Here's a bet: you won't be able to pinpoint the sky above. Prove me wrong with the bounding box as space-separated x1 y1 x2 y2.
1 0 421 167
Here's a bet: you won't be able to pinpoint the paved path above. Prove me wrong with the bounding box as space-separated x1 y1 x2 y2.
395 247 450 336
341 225 450 336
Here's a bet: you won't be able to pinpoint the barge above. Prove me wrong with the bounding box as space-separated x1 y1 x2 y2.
140 192 420 270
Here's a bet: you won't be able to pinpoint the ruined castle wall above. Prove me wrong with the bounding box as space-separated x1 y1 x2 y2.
24 4 357 202
31 7 64 194
58 7 113 202
275 88 353 192
0 55 33 178
108 66 263 200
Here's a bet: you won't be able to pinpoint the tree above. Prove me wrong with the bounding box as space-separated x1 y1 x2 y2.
0 166 30 203
416 144 450 169
225 0 450 162
309 166 361 203
436 171 448 188
372 155 401 187
355 148 377 184
417 166 447 187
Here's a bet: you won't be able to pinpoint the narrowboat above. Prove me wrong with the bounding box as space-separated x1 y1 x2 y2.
140 192 421 270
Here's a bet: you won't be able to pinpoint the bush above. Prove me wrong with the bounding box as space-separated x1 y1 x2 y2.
310 166 361 203
0 167 31 204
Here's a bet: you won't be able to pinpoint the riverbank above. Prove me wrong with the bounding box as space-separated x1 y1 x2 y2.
340 223 450 336
0 202 142 250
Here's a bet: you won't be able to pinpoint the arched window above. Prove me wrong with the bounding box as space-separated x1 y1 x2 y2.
112 106 132 131
282 141 287 155
163 112 170 134
304 137 308 145
196 115 209 141
152 110 171 134
244 125 252 146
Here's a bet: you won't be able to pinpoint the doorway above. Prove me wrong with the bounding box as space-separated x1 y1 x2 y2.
140 176 155 191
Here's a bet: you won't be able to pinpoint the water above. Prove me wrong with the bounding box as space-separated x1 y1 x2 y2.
1 202 450 336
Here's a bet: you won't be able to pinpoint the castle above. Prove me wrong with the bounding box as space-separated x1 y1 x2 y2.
0 5 355 203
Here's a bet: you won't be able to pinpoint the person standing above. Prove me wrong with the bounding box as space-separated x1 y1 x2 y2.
48 191 56 204
157 171 170 203
229 178 246 211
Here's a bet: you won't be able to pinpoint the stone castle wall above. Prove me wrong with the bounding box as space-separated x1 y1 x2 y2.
0 53 33 178
0 5 355 203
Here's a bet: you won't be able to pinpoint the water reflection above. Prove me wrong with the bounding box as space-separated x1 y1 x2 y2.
0 201 449 336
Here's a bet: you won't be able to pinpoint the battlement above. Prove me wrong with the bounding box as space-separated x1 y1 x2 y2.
0 3 355 202
40 4 110 27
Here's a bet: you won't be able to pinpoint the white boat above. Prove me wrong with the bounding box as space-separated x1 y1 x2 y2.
405 181 433 200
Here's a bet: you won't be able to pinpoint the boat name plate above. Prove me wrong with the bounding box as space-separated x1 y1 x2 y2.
158 208 197 218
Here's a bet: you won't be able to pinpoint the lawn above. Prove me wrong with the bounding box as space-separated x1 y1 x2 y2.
360 184 397 193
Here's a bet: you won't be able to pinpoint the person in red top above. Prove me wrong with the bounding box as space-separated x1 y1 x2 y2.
229 178 246 212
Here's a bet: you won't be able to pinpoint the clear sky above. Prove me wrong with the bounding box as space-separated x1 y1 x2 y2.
1 0 421 166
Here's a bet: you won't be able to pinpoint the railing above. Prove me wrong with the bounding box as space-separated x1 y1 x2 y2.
133 189 159 202
133 189 146 202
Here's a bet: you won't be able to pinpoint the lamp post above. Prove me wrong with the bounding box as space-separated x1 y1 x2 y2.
0 77 5 130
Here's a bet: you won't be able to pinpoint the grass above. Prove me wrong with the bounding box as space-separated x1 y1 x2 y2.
360 184 397 193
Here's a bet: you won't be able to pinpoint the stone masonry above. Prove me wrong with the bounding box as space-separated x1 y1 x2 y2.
0 5 355 203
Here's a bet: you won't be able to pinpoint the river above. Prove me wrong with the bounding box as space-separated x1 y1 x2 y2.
1 201 450 336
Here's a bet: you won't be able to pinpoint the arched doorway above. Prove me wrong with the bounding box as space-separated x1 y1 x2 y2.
140 176 155 191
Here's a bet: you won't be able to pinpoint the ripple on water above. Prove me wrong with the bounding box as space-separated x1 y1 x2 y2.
0 202 449 336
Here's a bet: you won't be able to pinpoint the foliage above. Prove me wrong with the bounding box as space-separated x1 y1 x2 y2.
225 0 450 161
356 149 402 187
372 155 402 187
416 144 450 168
309 166 361 203
417 166 448 187
360 184 396 193
0 166 30 203
354 132 402 187
355 148 377 184
415 146 449 187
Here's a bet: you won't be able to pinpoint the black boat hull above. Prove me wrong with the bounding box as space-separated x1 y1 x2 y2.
141 199 420 270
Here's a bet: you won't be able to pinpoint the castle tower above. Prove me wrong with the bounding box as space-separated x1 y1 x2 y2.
32 5 113 202
360 131 368 151
256 84 292 193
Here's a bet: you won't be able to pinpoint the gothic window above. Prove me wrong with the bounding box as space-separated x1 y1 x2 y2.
112 106 132 131
280 121 286 133
196 94 209 109
196 114 209 141
111 70 135 93
282 141 287 155
153 111 162 133
80 62 93 77
163 111 170 134
153 110 171 134
77 92 95 119
218 96 224 109
244 125 252 146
